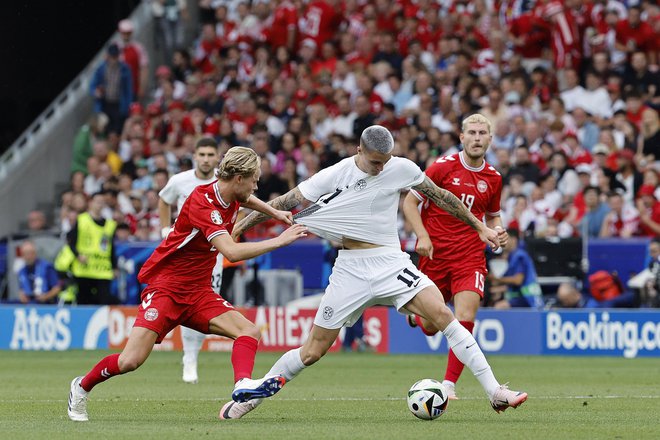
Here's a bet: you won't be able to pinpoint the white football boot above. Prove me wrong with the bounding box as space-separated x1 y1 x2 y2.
67 376 89 422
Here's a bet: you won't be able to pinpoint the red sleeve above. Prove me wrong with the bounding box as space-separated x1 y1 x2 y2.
614 21 629 44
188 192 227 241
652 203 660 224
286 8 297 28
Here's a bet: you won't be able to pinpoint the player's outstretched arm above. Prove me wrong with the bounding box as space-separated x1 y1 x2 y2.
402 192 434 260
242 195 294 226
233 187 307 238
212 224 308 262
412 176 499 249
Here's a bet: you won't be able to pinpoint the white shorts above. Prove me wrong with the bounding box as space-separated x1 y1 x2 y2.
314 247 434 329
211 252 223 294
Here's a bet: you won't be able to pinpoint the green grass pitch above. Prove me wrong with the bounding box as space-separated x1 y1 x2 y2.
1 350 659 439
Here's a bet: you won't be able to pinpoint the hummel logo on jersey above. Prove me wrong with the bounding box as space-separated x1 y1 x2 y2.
142 292 155 309
205 193 214 204
452 178 461 186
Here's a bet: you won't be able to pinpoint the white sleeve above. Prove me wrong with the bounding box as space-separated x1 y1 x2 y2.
394 158 425 190
158 175 179 205
298 164 339 202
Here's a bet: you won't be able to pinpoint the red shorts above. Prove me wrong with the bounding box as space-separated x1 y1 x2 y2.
419 260 487 303
134 283 234 343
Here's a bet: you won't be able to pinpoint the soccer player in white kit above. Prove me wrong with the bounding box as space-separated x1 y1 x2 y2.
158 137 222 383
219 125 528 419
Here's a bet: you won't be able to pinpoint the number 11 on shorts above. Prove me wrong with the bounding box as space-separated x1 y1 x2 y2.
398 268 421 288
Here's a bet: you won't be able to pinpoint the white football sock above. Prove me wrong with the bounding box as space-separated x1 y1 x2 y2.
443 320 499 397
181 327 205 364
266 347 306 382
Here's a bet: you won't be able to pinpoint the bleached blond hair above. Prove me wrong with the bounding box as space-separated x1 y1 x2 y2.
215 146 260 180
461 114 492 134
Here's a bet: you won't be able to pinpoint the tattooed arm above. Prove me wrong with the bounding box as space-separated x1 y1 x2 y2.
233 187 307 239
412 176 499 249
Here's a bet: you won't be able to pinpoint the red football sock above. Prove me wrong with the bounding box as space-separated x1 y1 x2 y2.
80 353 121 392
444 321 475 383
231 336 259 383
414 315 438 336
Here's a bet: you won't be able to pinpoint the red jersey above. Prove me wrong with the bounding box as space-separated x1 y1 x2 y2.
120 42 148 95
138 181 239 288
412 152 502 267
268 0 298 49
508 12 549 59
615 18 655 55
640 201 660 237
299 0 341 53
539 1 581 69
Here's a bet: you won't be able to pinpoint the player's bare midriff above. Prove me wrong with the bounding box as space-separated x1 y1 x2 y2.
342 237 382 250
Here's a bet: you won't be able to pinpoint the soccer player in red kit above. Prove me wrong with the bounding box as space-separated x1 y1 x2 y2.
403 114 508 400
68 147 308 422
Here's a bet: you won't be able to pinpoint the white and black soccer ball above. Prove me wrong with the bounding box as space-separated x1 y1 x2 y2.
407 379 448 420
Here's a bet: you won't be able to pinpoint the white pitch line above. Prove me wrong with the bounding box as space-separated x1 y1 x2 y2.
2 395 660 403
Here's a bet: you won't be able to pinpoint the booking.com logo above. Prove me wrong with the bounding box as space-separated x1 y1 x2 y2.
546 312 660 358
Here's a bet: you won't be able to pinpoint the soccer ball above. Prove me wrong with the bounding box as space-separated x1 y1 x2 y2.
407 379 448 420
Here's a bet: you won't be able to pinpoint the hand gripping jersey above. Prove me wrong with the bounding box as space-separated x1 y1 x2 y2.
295 156 425 248
139 181 239 288
411 152 502 266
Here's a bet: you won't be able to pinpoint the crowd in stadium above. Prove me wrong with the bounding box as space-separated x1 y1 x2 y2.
53 0 659 247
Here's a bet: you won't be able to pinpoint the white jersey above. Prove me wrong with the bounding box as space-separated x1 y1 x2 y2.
297 156 425 248
158 169 216 215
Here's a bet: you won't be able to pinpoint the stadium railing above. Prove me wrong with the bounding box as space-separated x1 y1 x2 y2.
0 3 155 239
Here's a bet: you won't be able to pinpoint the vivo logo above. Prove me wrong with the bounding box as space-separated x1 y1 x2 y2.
426 319 504 352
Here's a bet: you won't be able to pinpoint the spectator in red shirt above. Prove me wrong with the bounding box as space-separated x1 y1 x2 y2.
540 0 582 73
267 0 298 52
299 0 342 55
310 41 339 77
637 184 660 236
600 191 640 237
193 23 222 74
117 19 149 100
615 6 656 65
508 10 549 71
625 91 650 129
560 131 593 167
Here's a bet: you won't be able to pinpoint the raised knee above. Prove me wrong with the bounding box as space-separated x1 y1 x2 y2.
426 304 454 329
240 325 261 341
